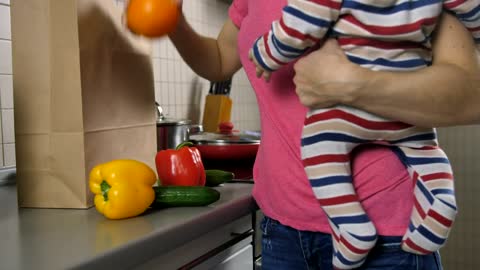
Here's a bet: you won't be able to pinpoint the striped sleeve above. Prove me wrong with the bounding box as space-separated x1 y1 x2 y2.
444 0 480 43
252 0 342 72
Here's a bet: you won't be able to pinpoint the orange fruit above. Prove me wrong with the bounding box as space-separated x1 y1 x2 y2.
126 0 179 37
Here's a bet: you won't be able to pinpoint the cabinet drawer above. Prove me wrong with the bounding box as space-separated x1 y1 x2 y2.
134 214 253 270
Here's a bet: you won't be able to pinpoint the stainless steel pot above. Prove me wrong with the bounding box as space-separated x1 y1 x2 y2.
156 103 202 151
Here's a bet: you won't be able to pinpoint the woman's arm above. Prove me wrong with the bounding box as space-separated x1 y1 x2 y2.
293 13 480 127
169 14 242 81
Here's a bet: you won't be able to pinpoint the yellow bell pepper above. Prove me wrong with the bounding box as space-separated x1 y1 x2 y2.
89 159 156 219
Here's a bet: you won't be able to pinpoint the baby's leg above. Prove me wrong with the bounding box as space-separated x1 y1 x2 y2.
301 109 378 269
393 146 457 254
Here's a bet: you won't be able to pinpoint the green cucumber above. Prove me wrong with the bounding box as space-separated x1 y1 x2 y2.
151 186 220 208
205 170 235 187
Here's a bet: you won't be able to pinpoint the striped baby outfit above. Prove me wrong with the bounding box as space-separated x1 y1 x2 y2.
251 0 480 269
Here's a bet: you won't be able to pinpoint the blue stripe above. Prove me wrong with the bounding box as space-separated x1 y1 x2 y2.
331 214 371 224
252 39 274 72
271 33 306 56
284 6 331 28
408 222 416 233
457 5 480 21
335 251 365 266
431 188 455 196
440 199 457 210
342 0 441 15
416 180 435 204
390 146 409 166
310 175 352 187
301 132 370 146
430 190 457 210
348 55 429 69
406 156 450 165
351 233 378 242
388 132 437 144
417 225 446 245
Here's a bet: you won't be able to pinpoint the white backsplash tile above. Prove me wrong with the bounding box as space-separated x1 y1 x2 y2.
0 144 3 167
1 108 14 143
0 1 9 6
0 74 13 109
3 143 14 166
0 5 10 40
0 40 12 74
152 58 161 82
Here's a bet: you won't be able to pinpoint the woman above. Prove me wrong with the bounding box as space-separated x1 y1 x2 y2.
168 0 480 268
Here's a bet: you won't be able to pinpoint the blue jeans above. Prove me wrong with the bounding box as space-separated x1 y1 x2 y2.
261 216 443 270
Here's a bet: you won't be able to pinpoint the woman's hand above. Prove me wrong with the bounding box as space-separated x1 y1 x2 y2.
293 39 367 109
294 14 480 127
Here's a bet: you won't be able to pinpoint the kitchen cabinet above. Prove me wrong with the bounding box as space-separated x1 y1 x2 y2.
134 215 254 270
0 177 257 270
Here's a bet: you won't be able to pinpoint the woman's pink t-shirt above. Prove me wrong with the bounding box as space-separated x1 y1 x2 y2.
229 0 413 236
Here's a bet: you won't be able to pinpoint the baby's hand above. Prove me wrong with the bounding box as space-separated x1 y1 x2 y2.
249 49 271 82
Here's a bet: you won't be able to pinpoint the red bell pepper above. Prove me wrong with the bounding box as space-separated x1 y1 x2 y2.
155 142 206 186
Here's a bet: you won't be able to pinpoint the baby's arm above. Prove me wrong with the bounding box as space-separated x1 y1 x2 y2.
250 0 342 80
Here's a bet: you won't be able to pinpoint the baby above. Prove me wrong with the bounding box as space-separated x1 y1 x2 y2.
249 0 480 269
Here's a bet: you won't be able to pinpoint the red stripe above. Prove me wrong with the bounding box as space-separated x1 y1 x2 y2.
310 0 342 9
412 171 419 187
422 172 454 182
279 18 321 43
332 230 340 242
414 195 427 219
304 109 412 130
416 146 438 150
343 15 437 36
263 34 287 66
444 0 467 9
402 238 430 254
330 227 371 255
318 194 359 206
467 25 480 32
428 209 453 227
339 236 371 255
338 37 427 50
303 154 349 167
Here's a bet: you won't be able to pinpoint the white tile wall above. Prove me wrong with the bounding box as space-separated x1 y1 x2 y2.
129 0 260 131
0 4 11 39
0 40 12 74
0 1 13 167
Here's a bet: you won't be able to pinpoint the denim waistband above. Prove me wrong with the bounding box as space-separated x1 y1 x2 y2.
376 235 403 244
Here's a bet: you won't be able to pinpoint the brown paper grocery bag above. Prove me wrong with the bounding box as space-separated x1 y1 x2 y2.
11 0 157 208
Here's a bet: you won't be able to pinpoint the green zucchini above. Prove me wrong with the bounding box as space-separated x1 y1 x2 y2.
205 170 235 187
151 186 220 208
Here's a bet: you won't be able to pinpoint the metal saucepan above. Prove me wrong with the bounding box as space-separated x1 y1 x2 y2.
156 103 202 151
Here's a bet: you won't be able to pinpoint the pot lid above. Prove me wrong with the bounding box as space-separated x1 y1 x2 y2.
156 102 191 126
157 118 191 126
190 130 261 145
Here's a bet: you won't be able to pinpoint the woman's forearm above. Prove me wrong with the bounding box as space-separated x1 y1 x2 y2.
169 14 242 81
347 14 480 128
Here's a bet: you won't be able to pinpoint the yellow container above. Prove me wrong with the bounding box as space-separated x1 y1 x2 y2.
202 95 233 132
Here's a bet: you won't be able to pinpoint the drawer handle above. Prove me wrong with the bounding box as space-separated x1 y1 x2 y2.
178 229 254 269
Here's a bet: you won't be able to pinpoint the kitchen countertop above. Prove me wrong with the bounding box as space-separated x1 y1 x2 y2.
0 171 256 270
